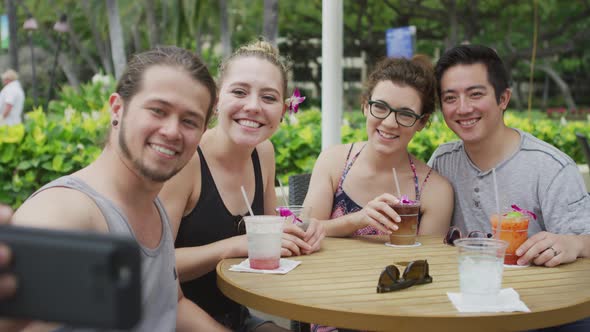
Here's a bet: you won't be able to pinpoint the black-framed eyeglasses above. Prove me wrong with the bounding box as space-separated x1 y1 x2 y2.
444 226 492 246
376 260 433 293
367 100 424 127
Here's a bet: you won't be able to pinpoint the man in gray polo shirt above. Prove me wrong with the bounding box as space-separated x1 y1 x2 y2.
429 45 590 270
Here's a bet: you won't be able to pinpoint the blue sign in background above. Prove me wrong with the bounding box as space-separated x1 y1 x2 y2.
386 26 415 59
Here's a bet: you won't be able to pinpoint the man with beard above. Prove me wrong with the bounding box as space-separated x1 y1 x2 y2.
5 47 229 331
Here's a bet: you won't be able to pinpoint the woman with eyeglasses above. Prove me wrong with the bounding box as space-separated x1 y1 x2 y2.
304 55 453 240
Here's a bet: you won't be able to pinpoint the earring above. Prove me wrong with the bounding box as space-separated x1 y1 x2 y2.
112 119 118 126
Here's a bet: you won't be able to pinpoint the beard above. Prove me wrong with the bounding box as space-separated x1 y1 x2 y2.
118 119 183 183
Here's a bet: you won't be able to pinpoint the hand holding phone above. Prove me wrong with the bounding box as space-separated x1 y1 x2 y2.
0 204 16 301
0 225 141 329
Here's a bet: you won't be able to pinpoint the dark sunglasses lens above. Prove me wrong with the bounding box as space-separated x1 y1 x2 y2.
377 265 400 292
378 265 399 286
403 260 427 280
444 228 461 245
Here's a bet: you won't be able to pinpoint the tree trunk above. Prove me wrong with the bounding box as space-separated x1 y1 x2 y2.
145 0 160 47
193 0 206 55
263 0 279 46
58 53 80 88
512 81 524 111
106 0 127 80
5 0 18 70
68 30 100 73
443 0 459 48
132 26 142 53
219 0 232 58
82 0 114 75
536 63 577 112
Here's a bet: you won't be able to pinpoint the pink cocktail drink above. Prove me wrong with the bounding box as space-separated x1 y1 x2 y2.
249 258 280 270
244 216 284 270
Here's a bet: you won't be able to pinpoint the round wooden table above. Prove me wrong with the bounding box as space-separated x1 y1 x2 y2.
217 236 590 331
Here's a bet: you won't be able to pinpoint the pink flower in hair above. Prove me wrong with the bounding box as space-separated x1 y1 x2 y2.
286 88 306 114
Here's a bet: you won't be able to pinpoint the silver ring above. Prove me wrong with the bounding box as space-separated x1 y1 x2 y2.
548 246 558 257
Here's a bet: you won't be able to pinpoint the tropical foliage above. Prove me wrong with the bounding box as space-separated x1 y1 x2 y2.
0 108 109 207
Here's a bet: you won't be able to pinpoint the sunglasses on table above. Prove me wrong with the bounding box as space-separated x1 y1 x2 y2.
376 259 433 293
443 226 492 246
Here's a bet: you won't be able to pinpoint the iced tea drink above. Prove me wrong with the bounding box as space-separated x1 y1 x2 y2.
490 213 530 265
389 201 420 245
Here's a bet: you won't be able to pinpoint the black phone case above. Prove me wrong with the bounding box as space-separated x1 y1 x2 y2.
0 225 141 329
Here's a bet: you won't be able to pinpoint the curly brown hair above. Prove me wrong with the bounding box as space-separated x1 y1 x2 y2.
361 55 437 118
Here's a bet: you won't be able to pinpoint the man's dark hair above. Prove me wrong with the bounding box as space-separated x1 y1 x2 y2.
116 46 217 125
435 45 510 104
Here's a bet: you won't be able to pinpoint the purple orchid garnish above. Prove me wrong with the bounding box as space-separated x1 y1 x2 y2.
286 88 306 114
277 207 302 224
400 195 417 205
510 204 537 220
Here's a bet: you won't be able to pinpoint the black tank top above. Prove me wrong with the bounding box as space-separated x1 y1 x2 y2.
175 146 264 317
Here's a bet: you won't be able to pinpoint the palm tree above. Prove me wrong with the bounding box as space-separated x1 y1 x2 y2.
106 0 126 80
5 0 19 70
219 0 231 58
263 0 278 46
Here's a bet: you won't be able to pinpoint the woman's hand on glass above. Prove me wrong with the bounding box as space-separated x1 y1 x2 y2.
353 193 401 233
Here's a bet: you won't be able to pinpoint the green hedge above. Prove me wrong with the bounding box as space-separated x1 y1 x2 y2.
1 80 588 207
0 75 113 208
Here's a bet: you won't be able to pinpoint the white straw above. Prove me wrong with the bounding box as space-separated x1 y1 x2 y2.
392 168 401 198
240 186 255 216
277 178 289 207
492 168 502 238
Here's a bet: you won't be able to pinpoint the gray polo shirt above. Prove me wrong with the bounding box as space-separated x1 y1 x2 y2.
428 128 590 236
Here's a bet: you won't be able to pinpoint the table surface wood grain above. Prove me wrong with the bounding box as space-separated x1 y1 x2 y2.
217 235 590 332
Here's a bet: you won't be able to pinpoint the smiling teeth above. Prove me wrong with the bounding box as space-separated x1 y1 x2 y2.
459 119 478 126
238 119 262 128
151 144 176 156
378 130 398 139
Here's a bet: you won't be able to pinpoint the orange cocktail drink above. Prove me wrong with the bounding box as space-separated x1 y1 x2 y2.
490 213 529 265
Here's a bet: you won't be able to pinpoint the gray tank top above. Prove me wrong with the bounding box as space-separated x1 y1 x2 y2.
31 176 177 332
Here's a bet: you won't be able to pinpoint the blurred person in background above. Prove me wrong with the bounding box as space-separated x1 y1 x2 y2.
0 69 25 126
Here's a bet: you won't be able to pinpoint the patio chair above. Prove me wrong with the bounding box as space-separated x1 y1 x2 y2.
576 133 590 170
288 173 312 206
288 173 312 332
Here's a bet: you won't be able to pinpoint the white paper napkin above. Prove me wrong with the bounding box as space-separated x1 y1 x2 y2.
447 288 531 312
229 258 301 274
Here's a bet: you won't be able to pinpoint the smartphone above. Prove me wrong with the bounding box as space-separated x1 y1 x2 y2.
0 225 141 329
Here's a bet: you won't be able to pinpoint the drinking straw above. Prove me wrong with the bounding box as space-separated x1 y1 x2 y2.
240 185 255 216
392 168 401 198
277 178 289 207
492 168 502 239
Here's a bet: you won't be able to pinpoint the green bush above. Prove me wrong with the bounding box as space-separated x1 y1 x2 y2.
49 73 115 116
0 76 112 207
0 109 109 207
271 109 590 184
